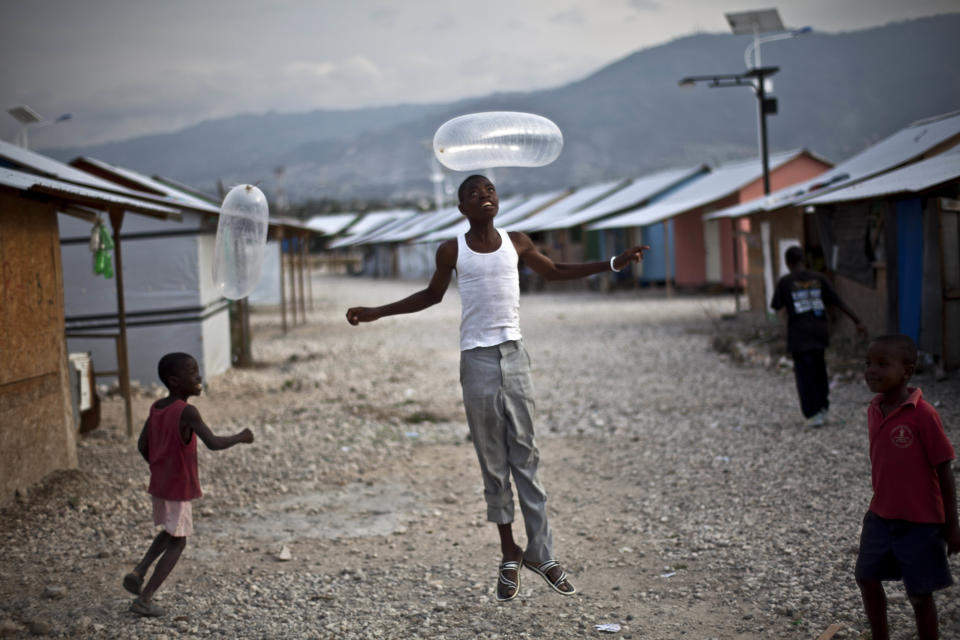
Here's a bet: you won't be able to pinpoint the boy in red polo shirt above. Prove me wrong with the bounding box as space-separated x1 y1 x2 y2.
856 334 958 640
123 352 254 617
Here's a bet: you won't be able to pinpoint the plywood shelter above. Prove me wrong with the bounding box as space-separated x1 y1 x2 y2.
706 111 960 317
0 163 180 504
804 145 960 368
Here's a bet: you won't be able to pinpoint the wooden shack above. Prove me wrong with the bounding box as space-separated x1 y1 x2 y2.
0 166 179 502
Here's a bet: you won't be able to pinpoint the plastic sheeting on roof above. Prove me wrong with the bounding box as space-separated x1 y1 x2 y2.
505 180 626 232
804 145 960 204
705 110 960 220
538 165 707 231
590 150 803 230
0 167 182 219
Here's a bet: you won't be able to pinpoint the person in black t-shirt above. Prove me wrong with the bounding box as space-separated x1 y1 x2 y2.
771 246 866 427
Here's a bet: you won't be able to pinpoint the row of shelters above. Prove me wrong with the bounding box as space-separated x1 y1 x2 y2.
0 141 320 503
324 110 960 369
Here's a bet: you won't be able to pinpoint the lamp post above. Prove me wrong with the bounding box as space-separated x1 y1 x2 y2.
678 67 780 195
7 105 72 149
679 9 810 314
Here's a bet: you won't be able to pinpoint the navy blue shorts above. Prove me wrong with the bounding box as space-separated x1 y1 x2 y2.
854 510 953 596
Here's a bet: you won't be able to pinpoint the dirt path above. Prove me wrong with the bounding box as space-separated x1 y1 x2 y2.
1 275 957 639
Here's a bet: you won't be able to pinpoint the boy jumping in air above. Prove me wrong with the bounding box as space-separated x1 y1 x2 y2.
124 352 254 617
347 175 647 601
856 334 958 640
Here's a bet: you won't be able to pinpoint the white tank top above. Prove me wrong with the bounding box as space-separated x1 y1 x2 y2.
456 228 522 351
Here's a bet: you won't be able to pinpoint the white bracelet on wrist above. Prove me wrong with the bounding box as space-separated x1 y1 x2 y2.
610 256 621 272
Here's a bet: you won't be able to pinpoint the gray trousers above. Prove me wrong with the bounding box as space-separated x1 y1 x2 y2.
459 340 554 563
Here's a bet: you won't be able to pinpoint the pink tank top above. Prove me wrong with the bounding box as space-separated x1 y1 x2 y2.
147 400 201 501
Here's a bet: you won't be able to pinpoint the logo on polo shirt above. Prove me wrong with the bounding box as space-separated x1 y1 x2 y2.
890 424 914 449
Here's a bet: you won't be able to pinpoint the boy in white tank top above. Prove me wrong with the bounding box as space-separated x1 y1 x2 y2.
347 175 648 602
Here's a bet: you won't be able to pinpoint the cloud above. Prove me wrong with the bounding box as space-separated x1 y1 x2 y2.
627 0 662 11
550 8 588 25
283 61 339 79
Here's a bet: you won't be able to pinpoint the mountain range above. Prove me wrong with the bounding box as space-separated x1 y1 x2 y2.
44 14 960 207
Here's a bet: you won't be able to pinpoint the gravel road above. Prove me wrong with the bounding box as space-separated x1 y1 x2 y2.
1 275 957 639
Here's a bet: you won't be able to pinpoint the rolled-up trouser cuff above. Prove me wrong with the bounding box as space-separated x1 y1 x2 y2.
485 489 515 523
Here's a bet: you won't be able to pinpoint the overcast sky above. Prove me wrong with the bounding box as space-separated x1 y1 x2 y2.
1 0 956 149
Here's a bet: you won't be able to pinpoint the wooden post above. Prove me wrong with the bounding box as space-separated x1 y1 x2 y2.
277 228 287 334
306 234 314 311
731 218 741 313
237 297 253 366
297 232 307 323
288 233 298 325
664 219 673 298
108 207 134 437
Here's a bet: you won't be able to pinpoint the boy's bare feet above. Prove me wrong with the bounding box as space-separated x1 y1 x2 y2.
496 546 524 601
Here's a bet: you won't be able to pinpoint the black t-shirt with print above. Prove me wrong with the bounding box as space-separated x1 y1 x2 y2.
770 270 840 352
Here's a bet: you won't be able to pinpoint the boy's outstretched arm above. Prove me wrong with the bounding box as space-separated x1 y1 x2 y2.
346 241 456 325
936 461 960 554
181 404 254 451
512 231 648 282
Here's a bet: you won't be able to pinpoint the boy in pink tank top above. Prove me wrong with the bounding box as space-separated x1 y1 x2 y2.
124 352 254 617
347 176 648 602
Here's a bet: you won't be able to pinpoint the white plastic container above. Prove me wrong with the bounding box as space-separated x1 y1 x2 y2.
433 111 563 171
213 184 269 300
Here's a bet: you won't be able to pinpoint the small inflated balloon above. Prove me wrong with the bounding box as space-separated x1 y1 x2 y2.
213 184 269 300
433 111 563 171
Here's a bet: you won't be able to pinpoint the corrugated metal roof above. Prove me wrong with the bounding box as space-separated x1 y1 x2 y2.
537 165 707 231
327 209 417 248
306 213 359 236
372 206 461 243
417 190 566 243
505 179 627 232
590 150 803 229
705 110 960 220
0 140 121 191
388 194 528 243
72 156 220 214
343 210 422 246
804 145 960 204
0 167 182 219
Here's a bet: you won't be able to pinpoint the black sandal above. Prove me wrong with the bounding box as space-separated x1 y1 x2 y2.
496 559 523 602
526 560 576 595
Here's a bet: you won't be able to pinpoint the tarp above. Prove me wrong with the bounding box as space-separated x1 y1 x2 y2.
59 210 231 385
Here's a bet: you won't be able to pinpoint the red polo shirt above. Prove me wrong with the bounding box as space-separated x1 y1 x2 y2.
147 399 202 501
867 388 954 523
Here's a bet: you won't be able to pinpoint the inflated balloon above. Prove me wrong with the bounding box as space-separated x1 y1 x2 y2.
433 111 563 171
213 184 269 300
